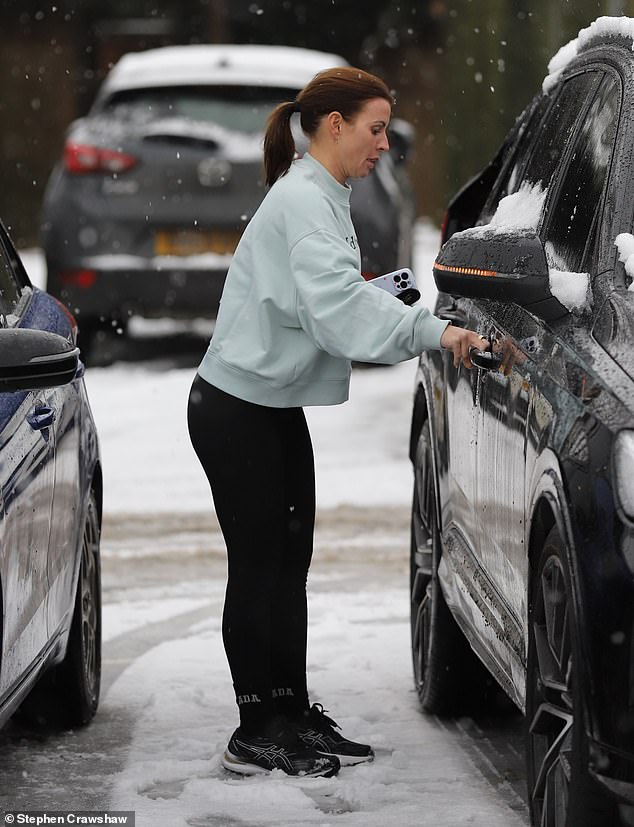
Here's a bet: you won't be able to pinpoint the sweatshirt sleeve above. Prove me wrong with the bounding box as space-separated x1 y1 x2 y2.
289 228 449 364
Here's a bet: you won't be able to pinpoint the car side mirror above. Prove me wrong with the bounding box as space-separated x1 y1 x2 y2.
0 328 80 391
389 118 414 165
433 230 568 321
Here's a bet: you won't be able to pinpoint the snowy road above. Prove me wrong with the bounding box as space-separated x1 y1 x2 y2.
0 506 528 826
0 226 530 825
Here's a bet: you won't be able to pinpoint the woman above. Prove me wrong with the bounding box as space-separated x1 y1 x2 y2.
188 66 484 779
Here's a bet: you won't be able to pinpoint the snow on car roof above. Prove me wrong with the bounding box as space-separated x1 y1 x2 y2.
99 44 348 98
543 15 634 91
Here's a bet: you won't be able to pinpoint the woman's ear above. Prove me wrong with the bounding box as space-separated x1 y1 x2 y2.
326 111 344 140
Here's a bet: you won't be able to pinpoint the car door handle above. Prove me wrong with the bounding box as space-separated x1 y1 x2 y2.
27 405 56 431
469 347 503 371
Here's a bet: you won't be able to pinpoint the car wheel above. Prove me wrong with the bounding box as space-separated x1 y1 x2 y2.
61 490 101 724
526 526 614 826
410 419 489 715
21 491 101 728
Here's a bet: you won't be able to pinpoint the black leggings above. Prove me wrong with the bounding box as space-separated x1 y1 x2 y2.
187 375 315 733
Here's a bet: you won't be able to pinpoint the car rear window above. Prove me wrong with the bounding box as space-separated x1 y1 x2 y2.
101 85 298 134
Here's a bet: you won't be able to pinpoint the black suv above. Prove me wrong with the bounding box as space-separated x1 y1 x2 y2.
409 18 634 827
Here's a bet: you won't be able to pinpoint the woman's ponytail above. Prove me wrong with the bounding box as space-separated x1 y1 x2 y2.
263 100 298 188
263 67 392 189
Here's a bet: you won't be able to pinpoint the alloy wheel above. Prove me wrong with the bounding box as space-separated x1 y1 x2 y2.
80 498 100 700
528 554 574 826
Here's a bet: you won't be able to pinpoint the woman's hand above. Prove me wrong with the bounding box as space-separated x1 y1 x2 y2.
440 324 489 369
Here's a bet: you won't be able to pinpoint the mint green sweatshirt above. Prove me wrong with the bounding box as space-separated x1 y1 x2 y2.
197 153 449 407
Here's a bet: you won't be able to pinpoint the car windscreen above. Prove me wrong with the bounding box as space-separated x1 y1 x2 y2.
100 85 298 134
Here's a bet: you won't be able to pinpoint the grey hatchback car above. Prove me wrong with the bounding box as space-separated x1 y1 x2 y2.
40 44 415 349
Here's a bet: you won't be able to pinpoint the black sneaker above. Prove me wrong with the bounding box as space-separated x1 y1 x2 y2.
222 717 341 777
295 704 374 766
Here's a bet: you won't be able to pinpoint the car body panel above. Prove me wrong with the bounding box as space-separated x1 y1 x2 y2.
0 390 55 691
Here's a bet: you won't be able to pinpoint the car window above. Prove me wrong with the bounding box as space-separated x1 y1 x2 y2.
102 85 298 134
521 72 600 199
0 235 26 323
478 73 599 228
543 75 620 273
479 94 551 223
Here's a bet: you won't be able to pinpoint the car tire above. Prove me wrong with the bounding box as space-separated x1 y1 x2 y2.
410 419 490 715
526 526 615 826
21 491 101 728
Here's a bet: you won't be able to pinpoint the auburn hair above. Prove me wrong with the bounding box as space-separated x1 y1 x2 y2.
263 66 393 188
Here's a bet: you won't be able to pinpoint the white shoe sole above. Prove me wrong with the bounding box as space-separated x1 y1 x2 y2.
222 748 339 777
318 750 374 766
222 749 270 775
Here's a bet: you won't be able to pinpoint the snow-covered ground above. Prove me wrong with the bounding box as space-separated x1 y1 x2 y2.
14 225 528 826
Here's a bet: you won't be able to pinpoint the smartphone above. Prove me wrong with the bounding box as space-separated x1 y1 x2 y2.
366 268 421 306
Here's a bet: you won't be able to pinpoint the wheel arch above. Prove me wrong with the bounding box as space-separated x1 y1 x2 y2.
408 375 429 465
527 462 596 705
527 493 557 581
90 460 103 530
409 368 447 553
527 458 579 598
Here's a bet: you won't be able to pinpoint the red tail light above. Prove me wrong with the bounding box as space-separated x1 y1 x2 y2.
64 142 137 174
59 269 97 288
361 271 377 281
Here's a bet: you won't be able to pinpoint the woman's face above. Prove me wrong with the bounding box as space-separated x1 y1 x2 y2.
338 97 391 180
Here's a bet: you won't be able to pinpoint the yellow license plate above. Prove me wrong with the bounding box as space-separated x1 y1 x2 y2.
155 229 241 256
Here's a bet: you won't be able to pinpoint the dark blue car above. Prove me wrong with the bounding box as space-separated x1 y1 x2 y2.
0 221 101 729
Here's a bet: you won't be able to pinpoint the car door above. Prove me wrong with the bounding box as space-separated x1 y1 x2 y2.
0 255 57 695
435 293 482 571
46 370 82 638
434 73 595 666
434 90 553 642
473 71 620 694
1 230 84 645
